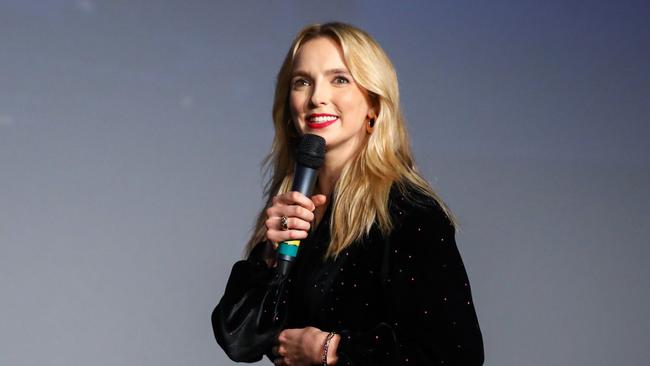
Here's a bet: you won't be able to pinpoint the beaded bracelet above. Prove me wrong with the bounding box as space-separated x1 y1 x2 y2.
321 331 336 366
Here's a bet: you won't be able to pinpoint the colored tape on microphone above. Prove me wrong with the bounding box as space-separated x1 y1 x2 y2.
278 240 300 257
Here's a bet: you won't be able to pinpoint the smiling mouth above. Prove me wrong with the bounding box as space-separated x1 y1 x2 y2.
306 114 338 129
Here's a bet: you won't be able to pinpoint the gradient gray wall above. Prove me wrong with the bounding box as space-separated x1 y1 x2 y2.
1 1 648 365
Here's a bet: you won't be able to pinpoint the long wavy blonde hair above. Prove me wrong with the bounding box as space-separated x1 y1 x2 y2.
246 22 455 259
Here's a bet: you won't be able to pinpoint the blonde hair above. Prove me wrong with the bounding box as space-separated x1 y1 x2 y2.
246 22 456 259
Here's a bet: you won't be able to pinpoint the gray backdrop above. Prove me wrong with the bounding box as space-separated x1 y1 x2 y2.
1 1 648 365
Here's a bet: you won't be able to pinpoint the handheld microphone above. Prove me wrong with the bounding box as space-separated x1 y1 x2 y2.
276 134 325 276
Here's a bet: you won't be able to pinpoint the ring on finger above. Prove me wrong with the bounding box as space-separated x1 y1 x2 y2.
280 216 289 231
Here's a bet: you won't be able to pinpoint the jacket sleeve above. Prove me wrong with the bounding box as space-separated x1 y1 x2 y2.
211 242 287 363
335 206 484 365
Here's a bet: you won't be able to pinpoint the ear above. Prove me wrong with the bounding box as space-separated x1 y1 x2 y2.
369 101 380 120
367 107 378 121
365 91 379 120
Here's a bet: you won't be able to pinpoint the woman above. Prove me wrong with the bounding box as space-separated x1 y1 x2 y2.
213 22 484 366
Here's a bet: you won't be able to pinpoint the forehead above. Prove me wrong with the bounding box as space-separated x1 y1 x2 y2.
292 37 348 71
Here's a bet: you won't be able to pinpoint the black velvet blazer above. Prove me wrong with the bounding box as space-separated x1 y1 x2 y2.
213 184 484 365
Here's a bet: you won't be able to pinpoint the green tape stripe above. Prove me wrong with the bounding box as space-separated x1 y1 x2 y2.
278 241 300 257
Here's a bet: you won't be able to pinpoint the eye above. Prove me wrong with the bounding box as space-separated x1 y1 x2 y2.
333 75 350 84
292 78 310 88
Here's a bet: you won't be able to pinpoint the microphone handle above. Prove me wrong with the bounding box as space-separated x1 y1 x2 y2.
276 164 319 276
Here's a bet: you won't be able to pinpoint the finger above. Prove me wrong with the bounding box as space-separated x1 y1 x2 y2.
311 194 327 207
283 217 311 232
277 345 287 356
277 191 316 211
265 207 282 225
271 345 289 357
265 215 276 231
278 329 289 342
284 205 315 222
267 229 309 243
266 205 315 225
266 215 312 233
265 202 290 220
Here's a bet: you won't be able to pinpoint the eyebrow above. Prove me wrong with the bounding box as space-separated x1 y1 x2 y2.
291 68 350 78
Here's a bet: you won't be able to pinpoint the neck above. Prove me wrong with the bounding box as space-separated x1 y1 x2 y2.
317 162 342 197
315 132 368 197
316 147 355 197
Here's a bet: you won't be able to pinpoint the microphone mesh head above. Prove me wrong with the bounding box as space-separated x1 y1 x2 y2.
295 134 326 169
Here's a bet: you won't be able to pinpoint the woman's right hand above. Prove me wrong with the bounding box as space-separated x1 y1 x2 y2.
265 191 328 244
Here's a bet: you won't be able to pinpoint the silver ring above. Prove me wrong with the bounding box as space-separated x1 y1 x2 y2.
280 216 289 231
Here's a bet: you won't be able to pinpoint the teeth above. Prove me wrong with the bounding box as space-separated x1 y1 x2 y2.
308 116 337 123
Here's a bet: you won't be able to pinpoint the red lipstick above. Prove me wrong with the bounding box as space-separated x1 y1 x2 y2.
306 113 338 129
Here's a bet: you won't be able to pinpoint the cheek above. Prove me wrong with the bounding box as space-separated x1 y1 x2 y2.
288 96 304 132
342 103 369 126
338 91 370 118
289 93 304 116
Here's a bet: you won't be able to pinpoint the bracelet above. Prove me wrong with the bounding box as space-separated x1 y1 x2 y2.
321 331 336 366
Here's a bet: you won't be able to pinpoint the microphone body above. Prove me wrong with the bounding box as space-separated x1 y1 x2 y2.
290 164 319 196
276 134 325 276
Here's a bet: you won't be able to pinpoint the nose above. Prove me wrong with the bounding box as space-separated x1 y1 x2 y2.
309 80 329 107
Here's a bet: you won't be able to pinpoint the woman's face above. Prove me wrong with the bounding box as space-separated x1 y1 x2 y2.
289 37 374 161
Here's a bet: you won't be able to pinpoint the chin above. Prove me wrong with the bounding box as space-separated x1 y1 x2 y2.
302 128 327 136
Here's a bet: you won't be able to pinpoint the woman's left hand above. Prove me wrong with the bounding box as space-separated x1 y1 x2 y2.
272 327 329 366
